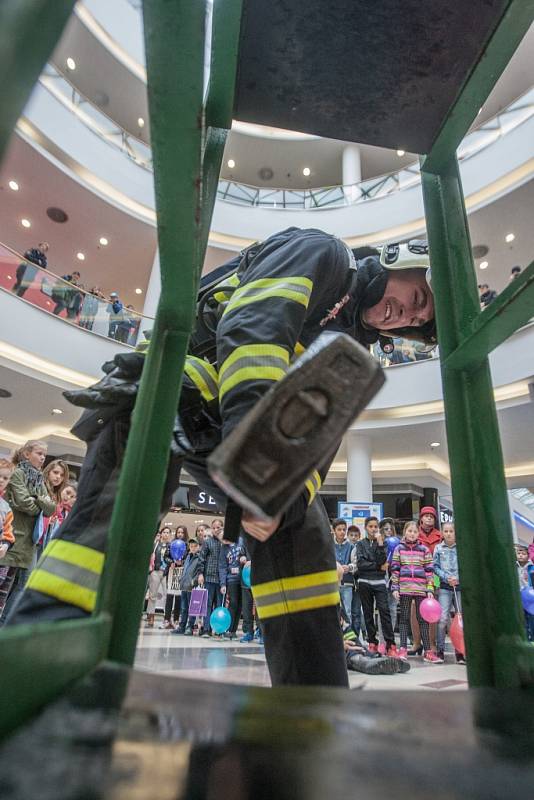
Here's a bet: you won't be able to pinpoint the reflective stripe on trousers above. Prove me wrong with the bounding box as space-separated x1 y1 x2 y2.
26 539 105 613
252 569 340 620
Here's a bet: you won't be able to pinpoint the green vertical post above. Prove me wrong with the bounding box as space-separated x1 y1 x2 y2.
0 0 76 160
98 0 207 665
421 156 527 687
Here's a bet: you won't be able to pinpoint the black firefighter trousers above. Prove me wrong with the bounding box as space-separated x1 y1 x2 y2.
9 413 348 688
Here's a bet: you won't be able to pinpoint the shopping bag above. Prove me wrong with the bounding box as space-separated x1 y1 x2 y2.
188 587 208 617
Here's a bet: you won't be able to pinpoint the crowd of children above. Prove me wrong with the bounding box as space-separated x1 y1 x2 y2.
333 508 466 664
0 440 78 623
144 519 262 644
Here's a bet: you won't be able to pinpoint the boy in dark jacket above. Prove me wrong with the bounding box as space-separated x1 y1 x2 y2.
356 516 397 656
219 538 247 639
174 538 201 635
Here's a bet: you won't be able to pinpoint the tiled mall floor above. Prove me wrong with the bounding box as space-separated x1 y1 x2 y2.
135 618 468 691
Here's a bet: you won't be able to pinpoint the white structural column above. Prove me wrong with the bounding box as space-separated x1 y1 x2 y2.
342 144 362 202
142 248 161 319
346 431 373 502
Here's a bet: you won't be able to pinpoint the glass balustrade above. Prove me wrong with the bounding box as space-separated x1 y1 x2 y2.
0 241 153 346
35 63 534 210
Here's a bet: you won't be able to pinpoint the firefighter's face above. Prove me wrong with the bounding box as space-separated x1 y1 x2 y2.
363 269 434 331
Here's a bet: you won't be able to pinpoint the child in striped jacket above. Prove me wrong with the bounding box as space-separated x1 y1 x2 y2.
391 521 442 663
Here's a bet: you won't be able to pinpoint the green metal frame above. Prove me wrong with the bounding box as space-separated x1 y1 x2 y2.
0 0 533 739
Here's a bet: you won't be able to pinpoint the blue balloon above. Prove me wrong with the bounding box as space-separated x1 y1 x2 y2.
242 564 251 588
170 539 186 561
210 606 231 634
521 586 534 615
385 536 401 558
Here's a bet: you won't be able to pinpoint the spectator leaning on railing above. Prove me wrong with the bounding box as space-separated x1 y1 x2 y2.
12 242 49 298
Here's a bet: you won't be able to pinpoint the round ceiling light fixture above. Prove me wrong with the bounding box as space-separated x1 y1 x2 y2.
8 180 19 191
505 233 515 243
21 218 31 228
51 408 63 415
258 166 274 181
137 117 145 128
46 206 68 223
302 167 311 176
396 149 405 156
479 260 489 269
227 158 236 169
66 57 76 71
430 441 441 448
76 252 85 261
135 288 143 295
99 237 109 246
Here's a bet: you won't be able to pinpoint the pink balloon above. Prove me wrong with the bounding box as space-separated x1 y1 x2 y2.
450 613 465 655
420 597 442 623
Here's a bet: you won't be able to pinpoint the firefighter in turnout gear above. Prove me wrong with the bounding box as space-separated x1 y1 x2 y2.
8 228 435 687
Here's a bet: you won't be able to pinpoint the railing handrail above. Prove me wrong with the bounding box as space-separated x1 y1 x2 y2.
0 239 154 321
36 62 534 208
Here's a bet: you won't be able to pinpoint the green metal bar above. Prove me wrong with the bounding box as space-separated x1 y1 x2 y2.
97 0 207 666
444 260 534 371
421 155 529 688
0 0 76 161
423 0 534 172
205 0 243 129
0 614 111 739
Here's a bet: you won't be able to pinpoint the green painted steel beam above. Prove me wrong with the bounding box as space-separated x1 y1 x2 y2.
0 614 111 740
444 260 534 371
423 0 534 173
205 0 244 129
0 0 76 161
98 0 207 666
422 156 529 688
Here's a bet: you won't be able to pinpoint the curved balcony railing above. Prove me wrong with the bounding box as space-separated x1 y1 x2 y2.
35 62 534 210
0 241 153 346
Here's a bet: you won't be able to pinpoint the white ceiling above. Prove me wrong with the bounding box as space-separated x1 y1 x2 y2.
49 11 534 189
0 134 157 309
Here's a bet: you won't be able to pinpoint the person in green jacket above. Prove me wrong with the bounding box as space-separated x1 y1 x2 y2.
0 440 55 623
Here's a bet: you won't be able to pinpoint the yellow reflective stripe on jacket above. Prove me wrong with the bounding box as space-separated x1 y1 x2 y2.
223 276 313 316
305 470 322 505
184 356 219 402
26 539 105 613
252 569 339 621
219 344 289 400
135 338 150 354
213 271 240 304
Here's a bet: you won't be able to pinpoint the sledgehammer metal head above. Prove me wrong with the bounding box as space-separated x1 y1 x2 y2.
208 333 384 521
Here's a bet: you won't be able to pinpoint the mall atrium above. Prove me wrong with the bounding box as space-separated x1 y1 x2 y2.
0 2 533 797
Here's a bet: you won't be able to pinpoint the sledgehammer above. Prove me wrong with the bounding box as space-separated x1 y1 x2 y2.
208 333 385 541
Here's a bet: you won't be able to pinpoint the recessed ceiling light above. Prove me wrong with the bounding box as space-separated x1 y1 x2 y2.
76 252 85 261
137 117 145 128
99 237 108 246
302 167 311 176
51 408 63 415
135 288 143 295
430 442 441 448
21 218 31 228
227 159 235 169
396 149 405 157
505 233 515 243
66 57 76 71
8 180 19 191
479 260 488 269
